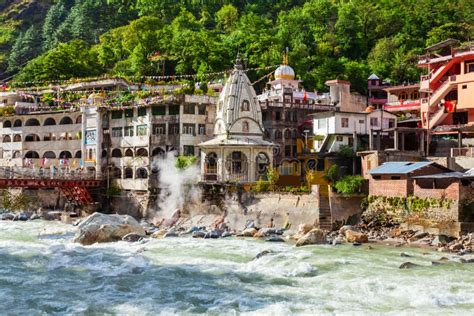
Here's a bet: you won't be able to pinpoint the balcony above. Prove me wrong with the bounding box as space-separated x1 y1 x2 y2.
451 147 474 158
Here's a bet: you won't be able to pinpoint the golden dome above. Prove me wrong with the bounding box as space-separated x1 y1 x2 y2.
274 65 295 80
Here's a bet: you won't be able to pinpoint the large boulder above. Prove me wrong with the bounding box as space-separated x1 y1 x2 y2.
74 213 145 245
241 227 258 237
295 228 327 247
345 230 369 243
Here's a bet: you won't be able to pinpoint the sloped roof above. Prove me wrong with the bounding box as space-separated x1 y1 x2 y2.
368 74 379 80
412 172 474 180
368 161 451 175
199 137 274 147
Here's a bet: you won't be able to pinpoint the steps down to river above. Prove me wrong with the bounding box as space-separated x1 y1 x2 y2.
318 196 332 230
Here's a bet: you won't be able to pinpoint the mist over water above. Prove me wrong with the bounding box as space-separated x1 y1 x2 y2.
1 221 474 314
152 152 201 218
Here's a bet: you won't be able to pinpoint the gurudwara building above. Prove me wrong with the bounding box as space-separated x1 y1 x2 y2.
199 57 274 183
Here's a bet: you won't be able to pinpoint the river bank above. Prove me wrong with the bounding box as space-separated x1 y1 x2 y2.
1 220 474 314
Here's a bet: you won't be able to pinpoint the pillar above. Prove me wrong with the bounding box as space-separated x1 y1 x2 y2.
420 131 425 156
401 132 405 151
81 107 87 165
458 131 463 148
95 111 103 178
369 129 373 150
394 130 399 150
376 131 381 150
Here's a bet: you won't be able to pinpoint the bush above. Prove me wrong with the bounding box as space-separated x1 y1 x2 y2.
334 175 365 195
324 164 340 184
266 166 279 187
255 179 270 192
338 145 355 158
175 155 197 170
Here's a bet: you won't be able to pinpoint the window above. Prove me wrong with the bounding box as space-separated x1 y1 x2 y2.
373 175 381 180
111 127 122 137
317 118 327 129
137 107 147 117
285 145 292 157
137 125 147 136
370 117 378 127
111 110 123 119
124 126 134 137
242 121 249 133
124 109 133 118
341 117 349 128
153 124 165 135
317 159 325 171
183 124 195 135
184 104 195 114
275 112 281 121
462 85 467 89
169 105 179 115
183 145 195 156
359 119 364 124
388 119 395 128
391 176 401 180
152 106 166 115
336 136 343 142
241 100 250 111
198 104 206 115
467 62 474 73
198 124 206 135
169 124 179 135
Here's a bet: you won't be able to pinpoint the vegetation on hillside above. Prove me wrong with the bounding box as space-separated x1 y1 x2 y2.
2 0 473 94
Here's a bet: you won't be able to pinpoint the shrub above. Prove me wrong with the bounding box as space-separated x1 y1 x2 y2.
334 175 365 195
338 145 355 158
255 179 270 192
324 164 340 184
266 166 279 187
175 155 197 170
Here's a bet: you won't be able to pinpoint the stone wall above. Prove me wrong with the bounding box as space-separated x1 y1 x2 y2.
329 192 365 225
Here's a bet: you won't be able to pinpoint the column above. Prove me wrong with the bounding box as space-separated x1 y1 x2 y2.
394 130 399 150
95 111 103 178
369 129 373 150
401 132 405 151
81 107 87 163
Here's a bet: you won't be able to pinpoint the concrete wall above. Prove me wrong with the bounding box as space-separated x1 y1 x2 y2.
329 192 365 225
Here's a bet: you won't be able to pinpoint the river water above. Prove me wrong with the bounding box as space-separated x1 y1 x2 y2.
1 221 474 315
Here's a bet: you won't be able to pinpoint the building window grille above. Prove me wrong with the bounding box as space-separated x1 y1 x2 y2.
152 106 166 115
169 124 179 135
341 117 349 128
124 126 134 137
183 124 195 135
370 117 378 127
198 124 206 135
137 125 148 136
198 105 206 115
111 111 122 119
153 124 165 135
184 104 195 114
183 145 195 156
169 105 179 115
137 107 147 117
124 109 133 118
111 127 123 137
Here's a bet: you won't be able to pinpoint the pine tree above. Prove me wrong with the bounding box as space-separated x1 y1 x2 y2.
7 26 42 72
42 3 67 52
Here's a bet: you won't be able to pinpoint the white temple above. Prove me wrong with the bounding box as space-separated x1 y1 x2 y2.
199 56 275 183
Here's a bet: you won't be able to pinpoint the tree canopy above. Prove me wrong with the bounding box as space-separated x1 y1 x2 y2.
3 0 473 94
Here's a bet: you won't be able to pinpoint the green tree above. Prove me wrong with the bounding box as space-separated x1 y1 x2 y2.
7 26 42 72
216 4 239 32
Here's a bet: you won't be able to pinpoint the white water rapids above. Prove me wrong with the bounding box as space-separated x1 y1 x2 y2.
1 220 474 314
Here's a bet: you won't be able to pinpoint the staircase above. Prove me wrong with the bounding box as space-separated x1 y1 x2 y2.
318 185 332 230
428 105 448 129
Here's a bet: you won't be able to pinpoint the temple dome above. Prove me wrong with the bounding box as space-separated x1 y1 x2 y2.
275 64 295 80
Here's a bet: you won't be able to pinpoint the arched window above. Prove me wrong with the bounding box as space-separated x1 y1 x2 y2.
75 151 82 158
125 148 134 157
292 129 298 139
274 130 282 140
225 151 248 180
13 134 21 142
13 151 21 158
242 121 249 133
13 119 21 127
43 151 56 159
256 152 270 178
136 168 148 179
25 118 40 126
3 135 11 142
44 118 56 126
101 149 107 158
111 149 122 158
136 148 148 157
25 134 40 142
3 120 12 128
124 167 133 179
241 100 250 111
152 147 165 157
284 129 291 139
205 152 218 179
88 149 93 160
75 116 82 124
59 117 73 125
25 151 39 159
59 151 72 159
112 167 122 179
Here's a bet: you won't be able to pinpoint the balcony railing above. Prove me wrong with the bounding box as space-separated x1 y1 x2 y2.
451 147 474 158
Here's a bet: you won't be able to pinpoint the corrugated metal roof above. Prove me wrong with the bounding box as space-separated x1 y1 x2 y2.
368 161 447 175
413 172 474 179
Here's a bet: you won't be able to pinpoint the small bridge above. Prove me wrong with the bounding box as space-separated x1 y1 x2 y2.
0 167 104 205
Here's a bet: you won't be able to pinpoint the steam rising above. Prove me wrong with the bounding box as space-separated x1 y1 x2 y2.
152 152 201 218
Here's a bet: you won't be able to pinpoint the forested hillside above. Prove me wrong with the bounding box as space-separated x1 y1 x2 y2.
2 0 473 93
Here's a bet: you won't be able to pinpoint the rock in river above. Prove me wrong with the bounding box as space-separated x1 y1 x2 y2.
74 212 145 245
345 230 369 243
295 228 327 247
399 262 420 269
122 233 144 242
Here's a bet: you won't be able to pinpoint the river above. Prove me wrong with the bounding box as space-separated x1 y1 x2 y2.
1 220 473 315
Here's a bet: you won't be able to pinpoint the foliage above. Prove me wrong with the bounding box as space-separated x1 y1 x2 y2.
0 106 16 117
266 166 279 187
0 190 31 211
107 184 122 196
324 164 340 184
4 0 474 90
281 185 310 194
175 155 197 170
337 145 355 158
334 175 365 195
255 178 270 192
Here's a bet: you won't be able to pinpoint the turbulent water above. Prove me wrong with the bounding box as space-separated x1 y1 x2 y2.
1 221 474 315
